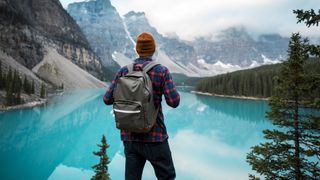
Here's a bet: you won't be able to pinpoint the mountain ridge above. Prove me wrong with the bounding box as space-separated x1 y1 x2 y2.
0 0 106 107
67 0 290 77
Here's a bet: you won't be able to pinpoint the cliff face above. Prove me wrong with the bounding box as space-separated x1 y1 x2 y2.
5 0 89 47
0 0 103 78
0 0 107 101
67 0 136 67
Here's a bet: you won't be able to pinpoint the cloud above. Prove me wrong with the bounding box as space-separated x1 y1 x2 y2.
60 0 84 8
60 0 320 40
110 0 320 40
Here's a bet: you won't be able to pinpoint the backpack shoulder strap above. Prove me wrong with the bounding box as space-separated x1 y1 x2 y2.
126 63 134 74
143 61 159 73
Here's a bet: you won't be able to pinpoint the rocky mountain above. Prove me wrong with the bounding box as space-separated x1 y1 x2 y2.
122 11 286 75
67 0 197 76
192 27 289 66
66 0 289 77
0 0 105 92
67 0 136 67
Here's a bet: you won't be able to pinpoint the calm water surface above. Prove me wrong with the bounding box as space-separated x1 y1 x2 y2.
0 88 273 180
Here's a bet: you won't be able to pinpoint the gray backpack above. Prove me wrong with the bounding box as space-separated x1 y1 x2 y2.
113 61 159 133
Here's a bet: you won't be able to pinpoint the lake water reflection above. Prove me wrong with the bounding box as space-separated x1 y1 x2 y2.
0 88 274 180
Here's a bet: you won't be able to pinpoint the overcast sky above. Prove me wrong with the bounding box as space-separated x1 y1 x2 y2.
60 0 320 40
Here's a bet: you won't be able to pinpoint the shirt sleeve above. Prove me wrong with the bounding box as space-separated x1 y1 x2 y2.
162 67 180 108
103 68 124 105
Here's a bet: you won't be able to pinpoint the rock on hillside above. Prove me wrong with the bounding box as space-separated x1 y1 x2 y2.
33 46 106 90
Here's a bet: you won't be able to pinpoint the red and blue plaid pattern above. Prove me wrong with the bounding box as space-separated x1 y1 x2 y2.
103 57 180 142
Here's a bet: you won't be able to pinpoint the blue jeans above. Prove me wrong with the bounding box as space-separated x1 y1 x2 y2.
123 140 176 180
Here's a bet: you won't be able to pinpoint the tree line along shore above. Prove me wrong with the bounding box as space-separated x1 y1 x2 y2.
195 58 320 104
0 61 52 110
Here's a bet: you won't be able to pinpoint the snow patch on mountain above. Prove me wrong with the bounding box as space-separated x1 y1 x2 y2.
248 61 260 68
248 54 281 68
261 54 281 64
122 20 136 48
195 59 242 76
111 51 283 78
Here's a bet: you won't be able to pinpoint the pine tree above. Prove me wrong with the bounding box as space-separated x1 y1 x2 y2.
91 135 110 180
40 83 46 98
5 68 13 106
0 61 3 90
294 9 320 27
5 83 13 106
23 75 31 94
294 9 320 56
31 80 35 94
12 70 21 104
246 33 320 179
6 67 12 88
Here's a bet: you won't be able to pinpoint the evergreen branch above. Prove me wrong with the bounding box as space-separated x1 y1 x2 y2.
294 9 320 27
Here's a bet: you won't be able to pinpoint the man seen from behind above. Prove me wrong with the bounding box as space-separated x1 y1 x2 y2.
103 32 180 180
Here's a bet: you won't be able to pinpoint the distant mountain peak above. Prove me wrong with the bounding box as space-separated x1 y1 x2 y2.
219 27 253 41
68 0 113 13
124 11 146 18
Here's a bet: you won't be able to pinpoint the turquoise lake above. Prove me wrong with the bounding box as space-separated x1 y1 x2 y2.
0 88 274 180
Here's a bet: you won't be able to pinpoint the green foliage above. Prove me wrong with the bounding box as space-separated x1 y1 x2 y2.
12 70 21 104
195 60 320 98
294 9 320 27
40 83 46 98
248 174 260 180
294 9 320 57
195 64 281 98
1 65 40 106
91 135 110 180
4 68 22 105
0 61 3 90
247 33 320 179
31 80 35 94
23 75 31 94
5 67 13 106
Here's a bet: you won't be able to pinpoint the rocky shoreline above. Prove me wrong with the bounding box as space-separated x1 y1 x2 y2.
0 99 47 112
190 91 269 101
0 90 65 112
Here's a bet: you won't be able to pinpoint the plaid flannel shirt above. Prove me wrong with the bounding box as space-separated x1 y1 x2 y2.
103 57 180 142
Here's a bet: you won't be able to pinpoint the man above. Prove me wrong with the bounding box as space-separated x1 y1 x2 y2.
103 32 180 180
